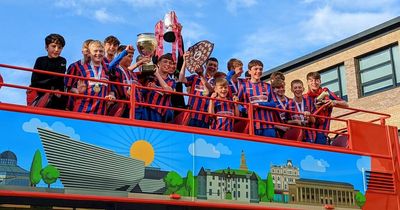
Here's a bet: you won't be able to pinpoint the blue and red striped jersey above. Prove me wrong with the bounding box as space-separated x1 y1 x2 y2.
304 88 342 132
185 74 210 122
210 99 236 131
287 97 316 141
65 59 86 110
272 95 290 123
145 75 176 116
72 61 111 115
238 80 274 129
111 66 143 103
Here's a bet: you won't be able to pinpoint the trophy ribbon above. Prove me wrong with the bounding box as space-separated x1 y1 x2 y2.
155 11 183 62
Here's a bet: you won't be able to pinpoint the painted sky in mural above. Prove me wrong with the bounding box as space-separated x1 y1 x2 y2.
0 110 370 192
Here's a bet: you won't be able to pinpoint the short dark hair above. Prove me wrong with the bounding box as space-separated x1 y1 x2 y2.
104 35 120 46
306 72 321 80
45 34 65 47
213 71 226 79
248 59 263 70
245 71 250 78
271 79 285 88
215 78 228 87
157 53 173 63
227 58 243 70
207 57 218 64
271 71 285 81
291 79 303 87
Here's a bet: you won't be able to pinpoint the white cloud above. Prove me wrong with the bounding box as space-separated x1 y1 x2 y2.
215 142 232 155
22 118 80 140
22 118 51 133
300 155 330 172
188 138 231 158
225 0 257 14
356 156 371 172
94 8 125 23
302 5 397 43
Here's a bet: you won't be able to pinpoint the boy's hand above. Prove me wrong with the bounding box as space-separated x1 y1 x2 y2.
183 51 190 62
77 80 87 93
233 95 239 102
210 92 218 98
126 45 134 54
54 89 62 98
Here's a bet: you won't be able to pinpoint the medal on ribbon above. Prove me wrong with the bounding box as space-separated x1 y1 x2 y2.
93 83 101 93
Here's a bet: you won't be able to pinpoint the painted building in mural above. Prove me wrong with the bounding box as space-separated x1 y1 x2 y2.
270 160 300 202
197 167 259 203
288 178 358 208
0 150 29 186
197 151 258 203
132 167 168 194
37 128 145 191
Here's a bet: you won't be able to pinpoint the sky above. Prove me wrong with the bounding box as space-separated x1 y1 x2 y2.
1 110 370 192
0 0 399 104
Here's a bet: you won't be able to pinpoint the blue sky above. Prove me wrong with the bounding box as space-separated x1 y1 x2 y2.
1 110 370 192
0 0 399 104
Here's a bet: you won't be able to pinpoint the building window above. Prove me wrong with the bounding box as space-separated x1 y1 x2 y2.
238 191 241 198
217 189 220 196
358 45 400 96
209 189 212 195
320 64 347 101
218 182 221 187
209 182 212 186
246 185 248 189
238 184 240 188
246 191 249 198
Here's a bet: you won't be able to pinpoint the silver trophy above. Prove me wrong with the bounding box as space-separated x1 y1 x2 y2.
136 33 157 74
163 12 176 43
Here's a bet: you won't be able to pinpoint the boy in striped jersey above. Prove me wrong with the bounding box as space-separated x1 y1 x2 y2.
65 39 93 110
103 35 120 66
271 79 290 137
237 60 276 137
208 78 239 131
107 45 147 119
287 79 316 142
71 40 116 115
304 72 348 144
178 52 213 128
144 53 176 122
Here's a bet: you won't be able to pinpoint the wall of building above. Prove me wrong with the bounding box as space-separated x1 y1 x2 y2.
282 29 400 128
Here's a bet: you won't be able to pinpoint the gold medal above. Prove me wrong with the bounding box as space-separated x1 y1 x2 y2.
93 83 101 93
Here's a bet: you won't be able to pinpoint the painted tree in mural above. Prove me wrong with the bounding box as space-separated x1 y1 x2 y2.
258 179 266 201
41 165 60 188
185 170 194 196
29 149 42 187
355 192 366 208
164 171 183 194
266 172 275 202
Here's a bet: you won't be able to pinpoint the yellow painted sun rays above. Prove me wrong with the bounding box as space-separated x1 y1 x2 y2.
130 140 155 166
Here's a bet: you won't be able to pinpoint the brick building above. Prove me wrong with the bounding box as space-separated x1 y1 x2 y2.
262 16 400 131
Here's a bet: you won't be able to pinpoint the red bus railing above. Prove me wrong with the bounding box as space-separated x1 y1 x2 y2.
0 63 391 151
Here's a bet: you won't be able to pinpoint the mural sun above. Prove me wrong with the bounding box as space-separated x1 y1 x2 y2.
130 140 154 166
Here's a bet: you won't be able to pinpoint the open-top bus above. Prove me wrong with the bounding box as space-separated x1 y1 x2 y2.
0 63 399 210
